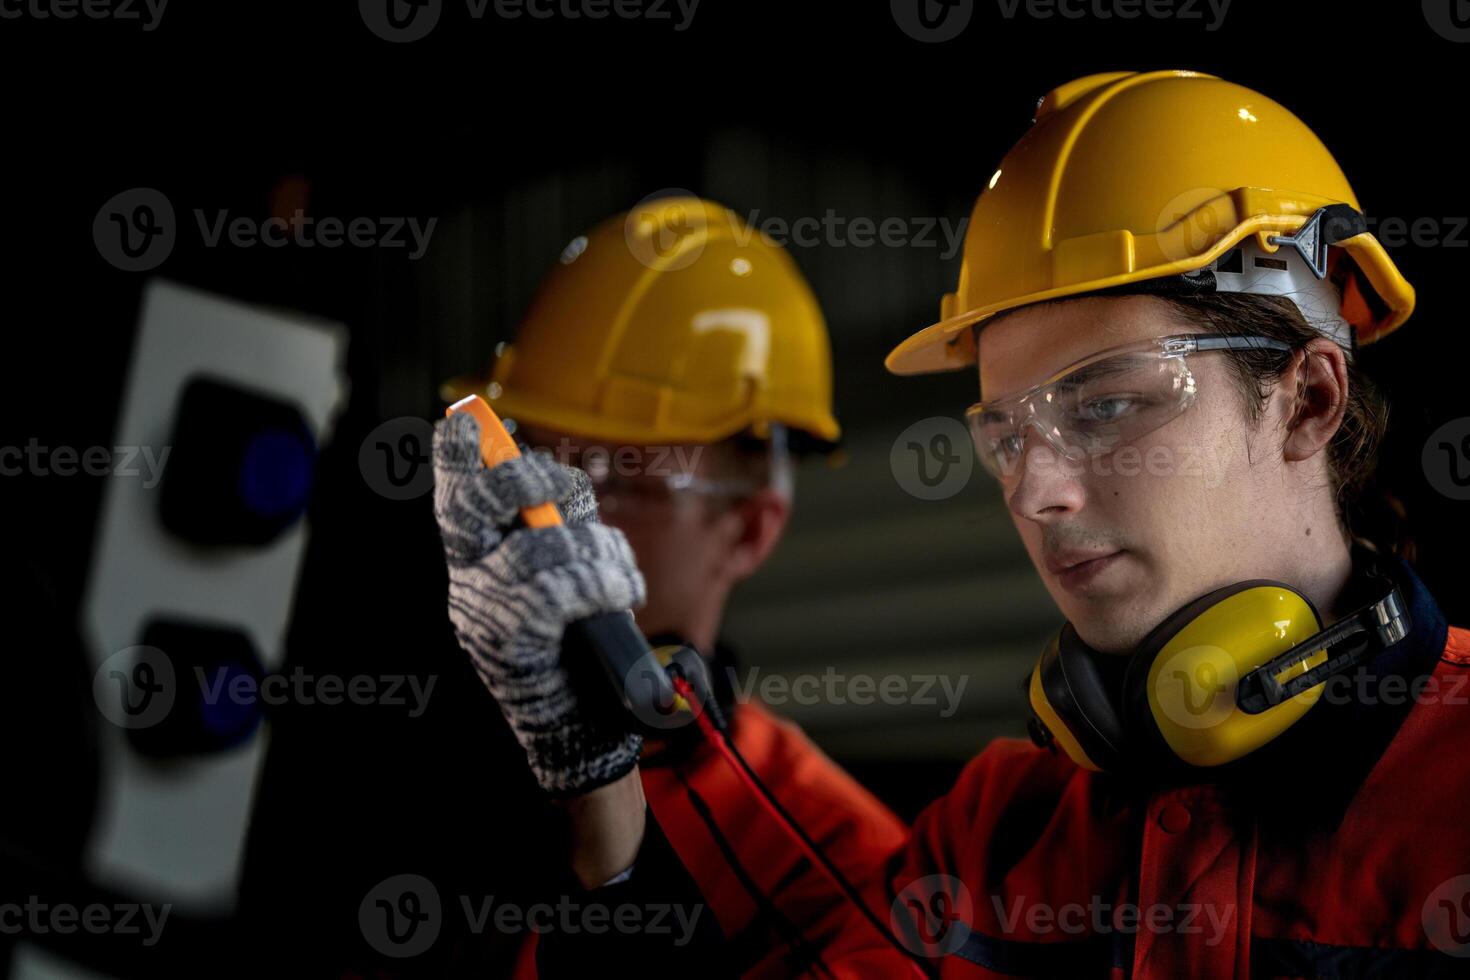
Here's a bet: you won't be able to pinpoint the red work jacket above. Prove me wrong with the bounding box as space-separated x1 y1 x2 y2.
642 700 908 977
513 699 908 978
822 561 1470 978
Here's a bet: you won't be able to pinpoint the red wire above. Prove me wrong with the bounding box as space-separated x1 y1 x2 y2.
670 676 931 979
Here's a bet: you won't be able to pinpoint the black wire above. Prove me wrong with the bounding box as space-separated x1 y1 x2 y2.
670 659 936 975
713 725 937 977
672 767 837 979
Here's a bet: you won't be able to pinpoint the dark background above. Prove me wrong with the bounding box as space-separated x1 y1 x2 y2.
2 0 1468 974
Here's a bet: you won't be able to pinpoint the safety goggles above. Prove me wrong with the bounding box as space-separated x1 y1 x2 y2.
964 333 1293 480
582 453 760 514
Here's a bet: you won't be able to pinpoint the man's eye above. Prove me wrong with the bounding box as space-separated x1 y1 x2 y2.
1076 396 1135 423
994 433 1023 460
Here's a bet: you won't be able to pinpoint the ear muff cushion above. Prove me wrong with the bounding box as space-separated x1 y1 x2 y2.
1122 580 1323 767
1035 624 1127 771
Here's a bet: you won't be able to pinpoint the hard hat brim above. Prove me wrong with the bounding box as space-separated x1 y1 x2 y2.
440 375 842 449
884 222 1415 377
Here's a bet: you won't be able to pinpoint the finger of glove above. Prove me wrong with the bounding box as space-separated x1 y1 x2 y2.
444 523 644 659
492 524 646 622
557 464 600 528
433 414 574 561
493 522 639 583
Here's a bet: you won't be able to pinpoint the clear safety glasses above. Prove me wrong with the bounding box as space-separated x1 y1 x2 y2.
581 452 761 514
964 334 1293 480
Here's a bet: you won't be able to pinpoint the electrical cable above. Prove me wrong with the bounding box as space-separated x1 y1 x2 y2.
670 674 935 979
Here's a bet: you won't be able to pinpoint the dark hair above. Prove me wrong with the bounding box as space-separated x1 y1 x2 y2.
1152 292 1409 560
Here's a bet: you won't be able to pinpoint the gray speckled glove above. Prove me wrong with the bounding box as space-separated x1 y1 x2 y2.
432 412 646 797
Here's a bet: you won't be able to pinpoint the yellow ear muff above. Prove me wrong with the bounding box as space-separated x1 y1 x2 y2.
1027 626 1130 772
1028 661 1102 772
1126 582 1329 768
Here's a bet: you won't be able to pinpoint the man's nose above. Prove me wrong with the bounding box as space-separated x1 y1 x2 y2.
1005 428 1086 524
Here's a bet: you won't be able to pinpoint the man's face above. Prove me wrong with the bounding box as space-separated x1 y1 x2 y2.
514 425 738 641
977 295 1302 653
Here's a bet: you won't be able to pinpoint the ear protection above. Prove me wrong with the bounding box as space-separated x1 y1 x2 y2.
1026 566 1411 772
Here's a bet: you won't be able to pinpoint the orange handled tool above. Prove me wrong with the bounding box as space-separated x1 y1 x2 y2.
444 394 698 729
446 394 563 529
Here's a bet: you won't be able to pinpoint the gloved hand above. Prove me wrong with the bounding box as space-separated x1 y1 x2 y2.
432 412 646 797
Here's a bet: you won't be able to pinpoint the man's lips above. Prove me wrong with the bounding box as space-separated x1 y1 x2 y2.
1044 549 1122 575
1045 549 1126 589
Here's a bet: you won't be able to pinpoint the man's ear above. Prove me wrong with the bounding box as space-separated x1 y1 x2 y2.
720 487 791 582
1280 337 1349 463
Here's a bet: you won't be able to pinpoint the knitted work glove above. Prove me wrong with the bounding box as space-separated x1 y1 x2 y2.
432 412 646 796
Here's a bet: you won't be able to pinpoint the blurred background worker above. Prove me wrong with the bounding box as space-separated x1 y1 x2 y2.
440 196 906 977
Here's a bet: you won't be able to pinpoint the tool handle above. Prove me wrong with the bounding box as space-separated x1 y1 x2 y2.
444 395 687 730
446 394 563 528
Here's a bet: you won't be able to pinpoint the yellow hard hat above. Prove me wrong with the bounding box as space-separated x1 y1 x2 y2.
885 70 1416 376
443 196 840 446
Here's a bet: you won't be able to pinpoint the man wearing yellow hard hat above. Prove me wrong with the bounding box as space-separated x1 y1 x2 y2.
432 71 1469 976
440 196 905 977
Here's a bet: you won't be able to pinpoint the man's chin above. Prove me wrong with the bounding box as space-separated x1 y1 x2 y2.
1055 581 1160 654
1066 618 1147 656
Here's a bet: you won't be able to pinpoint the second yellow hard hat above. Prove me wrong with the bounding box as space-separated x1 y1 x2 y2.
444 196 840 446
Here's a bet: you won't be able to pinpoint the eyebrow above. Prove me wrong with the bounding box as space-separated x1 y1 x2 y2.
978 349 1143 414
974 407 1010 425
1054 356 1137 387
